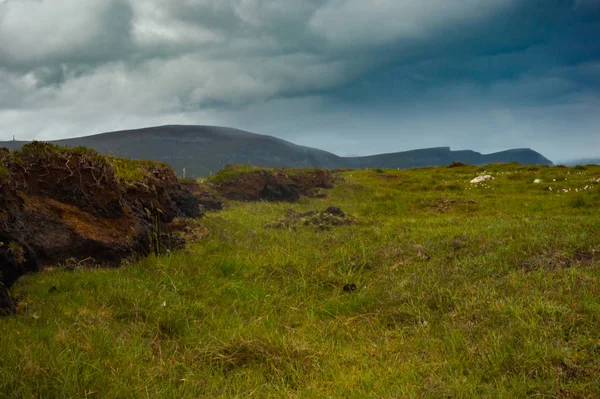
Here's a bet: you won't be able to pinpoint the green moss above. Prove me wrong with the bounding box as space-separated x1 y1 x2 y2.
108 158 150 182
208 164 269 184
107 157 170 182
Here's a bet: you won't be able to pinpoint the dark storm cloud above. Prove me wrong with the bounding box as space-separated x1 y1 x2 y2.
0 0 598 161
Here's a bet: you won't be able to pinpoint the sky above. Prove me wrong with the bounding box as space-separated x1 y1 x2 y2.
0 0 599 161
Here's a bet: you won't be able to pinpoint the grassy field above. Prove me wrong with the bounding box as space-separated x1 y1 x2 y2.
1 163 600 398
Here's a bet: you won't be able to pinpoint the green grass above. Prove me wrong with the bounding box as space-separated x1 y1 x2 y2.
2 164 600 397
208 164 272 184
107 157 170 183
2 141 167 183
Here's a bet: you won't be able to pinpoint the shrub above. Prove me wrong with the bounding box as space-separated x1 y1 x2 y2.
570 196 587 208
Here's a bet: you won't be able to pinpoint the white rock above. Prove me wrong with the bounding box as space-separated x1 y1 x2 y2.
470 175 495 184
534 179 542 183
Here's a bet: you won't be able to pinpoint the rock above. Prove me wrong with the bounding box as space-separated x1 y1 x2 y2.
534 179 542 183
343 283 357 292
470 175 495 184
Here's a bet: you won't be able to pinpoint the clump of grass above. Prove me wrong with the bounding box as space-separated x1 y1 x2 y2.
108 157 169 182
434 182 463 191
208 164 268 184
206 337 316 382
7 241 25 264
10 142 104 166
374 168 385 173
569 195 587 208
507 173 530 181
5 141 171 184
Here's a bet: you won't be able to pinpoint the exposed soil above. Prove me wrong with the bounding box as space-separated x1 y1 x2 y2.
181 180 224 211
519 249 599 272
210 165 336 202
423 198 478 212
448 162 471 168
377 174 402 180
0 237 39 315
265 206 357 230
0 142 200 314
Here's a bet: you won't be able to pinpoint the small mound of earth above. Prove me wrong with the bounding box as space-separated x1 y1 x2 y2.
265 206 357 230
209 165 336 203
448 162 470 168
181 180 224 211
377 174 402 180
424 198 478 212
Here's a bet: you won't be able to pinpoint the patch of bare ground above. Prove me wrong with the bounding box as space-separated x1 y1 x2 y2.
264 206 358 230
519 248 599 272
208 164 336 202
422 198 478 212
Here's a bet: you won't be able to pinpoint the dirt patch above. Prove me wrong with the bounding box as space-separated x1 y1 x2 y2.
448 162 471 168
304 187 328 198
208 165 335 202
265 206 357 230
519 249 599 272
168 218 208 246
377 174 402 180
181 180 223 211
205 339 315 380
422 198 478 212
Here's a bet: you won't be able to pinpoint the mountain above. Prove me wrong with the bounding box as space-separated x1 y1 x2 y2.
560 158 600 166
0 125 553 177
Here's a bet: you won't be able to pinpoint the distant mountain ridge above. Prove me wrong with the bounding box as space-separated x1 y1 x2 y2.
561 158 600 166
0 125 553 177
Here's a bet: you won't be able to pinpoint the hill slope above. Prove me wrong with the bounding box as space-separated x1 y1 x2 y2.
0 125 553 176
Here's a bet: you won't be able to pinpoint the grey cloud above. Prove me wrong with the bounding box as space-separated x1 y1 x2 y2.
0 0 598 161
308 0 516 50
0 0 134 71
